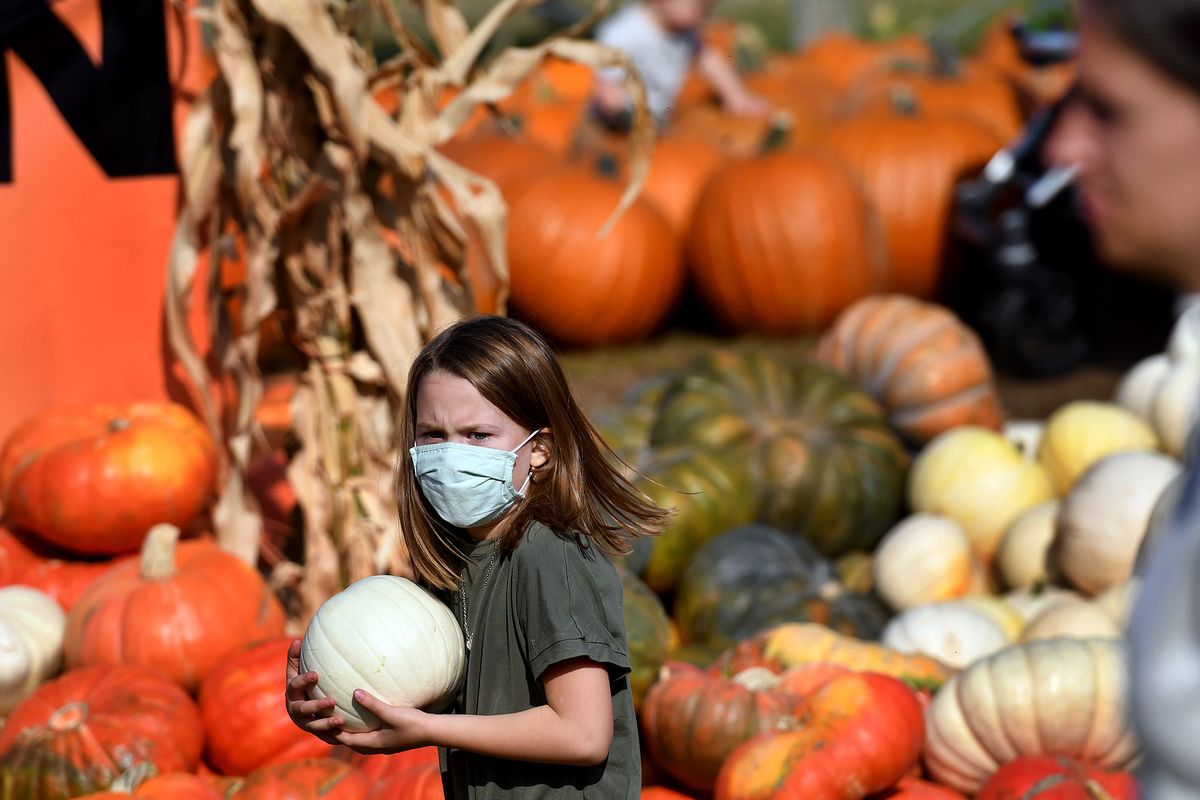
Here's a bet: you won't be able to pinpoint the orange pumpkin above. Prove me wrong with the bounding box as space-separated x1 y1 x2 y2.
200 637 331 775
366 762 444 800
688 147 887 334
0 664 204 795
0 402 219 555
64 524 285 692
668 106 825 158
975 756 1139 800
75 772 225 799
793 32 933 93
816 110 1002 299
639 661 802 791
337 745 440 783
504 166 684 347
817 294 1006 444
228 758 370 800
714 672 925 800
869 777 968 799
436 133 561 190
637 134 728 235
975 16 1077 113
1 524 118 612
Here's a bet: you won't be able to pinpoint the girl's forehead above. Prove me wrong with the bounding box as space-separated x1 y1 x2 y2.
415 372 510 423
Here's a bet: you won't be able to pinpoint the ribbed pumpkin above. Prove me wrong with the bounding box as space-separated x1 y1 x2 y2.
0 664 203 796
0 586 66 716
713 672 926 800
624 446 759 594
630 134 728 235
75 773 225 799
639 661 802 791
817 294 1005 444
199 637 331 775
872 777 968 799
816 110 1002 299
710 623 954 691
975 755 1139 800
649 351 908 557
688 148 887 335
873 514 987 612
435 133 560 190
793 32 933 94
504 166 684 347
0 402 219 555
228 758 369 800
620 566 671 710
63 524 285 692
674 525 889 651
923 638 1138 794
365 762 443 800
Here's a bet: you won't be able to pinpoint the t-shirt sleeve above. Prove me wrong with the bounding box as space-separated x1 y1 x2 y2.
515 532 631 683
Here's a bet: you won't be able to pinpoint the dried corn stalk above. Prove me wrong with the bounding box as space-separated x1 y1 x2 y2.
165 0 652 632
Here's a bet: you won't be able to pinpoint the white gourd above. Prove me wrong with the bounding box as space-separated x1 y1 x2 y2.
1020 598 1121 642
995 501 1059 590
881 601 1009 670
1054 450 1181 596
1115 353 1172 421
1003 585 1080 624
873 514 985 612
1151 359 1200 459
300 574 465 732
0 585 67 715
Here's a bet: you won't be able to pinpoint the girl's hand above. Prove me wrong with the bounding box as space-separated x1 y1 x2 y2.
284 638 345 744
332 689 430 755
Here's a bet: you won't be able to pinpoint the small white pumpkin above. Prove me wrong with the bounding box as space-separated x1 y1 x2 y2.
881 601 1009 669
1038 400 1160 495
1093 579 1139 627
873 513 986 612
300 574 465 732
909 427 1055 563
1115 353 1172 422
1054 450 1181 595
1003 419 1045 461
995 501 1059 590
1020 598 1121 642
1003 585 1081 624
1150 359 1200 459
0 585 67 715
1168 300 1200 362
956 595 1026 641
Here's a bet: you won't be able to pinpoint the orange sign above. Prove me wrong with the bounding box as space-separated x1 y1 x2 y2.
0 0 213 443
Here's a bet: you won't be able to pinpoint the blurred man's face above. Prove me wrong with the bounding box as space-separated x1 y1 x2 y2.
653 0 706 32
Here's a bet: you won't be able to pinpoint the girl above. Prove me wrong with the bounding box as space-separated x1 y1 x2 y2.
1044 1 1200 796
285 315 667 799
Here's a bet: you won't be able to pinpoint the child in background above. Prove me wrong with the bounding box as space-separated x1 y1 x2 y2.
285 315 668 800
590 0 771 130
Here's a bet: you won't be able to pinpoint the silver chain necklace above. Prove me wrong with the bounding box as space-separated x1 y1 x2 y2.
459 545 499 651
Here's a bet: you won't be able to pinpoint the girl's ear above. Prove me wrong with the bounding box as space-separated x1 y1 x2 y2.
530 428 552 470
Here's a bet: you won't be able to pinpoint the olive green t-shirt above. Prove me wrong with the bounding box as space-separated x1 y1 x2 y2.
440 522 640 800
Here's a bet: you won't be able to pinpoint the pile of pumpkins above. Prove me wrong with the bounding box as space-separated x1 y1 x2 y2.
424 17 1076 349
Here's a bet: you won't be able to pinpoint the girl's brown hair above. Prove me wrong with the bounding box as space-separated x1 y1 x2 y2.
1085 0 1200 95
396 315 669 589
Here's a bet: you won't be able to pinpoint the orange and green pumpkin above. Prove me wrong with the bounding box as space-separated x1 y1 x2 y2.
649 351 908 557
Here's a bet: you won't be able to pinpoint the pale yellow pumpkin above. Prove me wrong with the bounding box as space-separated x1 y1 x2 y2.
1037 400 1159 495
924 637 1139 793
1020 598 1122 642
909 427 1055 563
1053 450 1181 596
1116 353 1200 459
0 586 66 715
995 501 1059 591
873 513 986 611
881 601 1009 670
1093 579 1139 628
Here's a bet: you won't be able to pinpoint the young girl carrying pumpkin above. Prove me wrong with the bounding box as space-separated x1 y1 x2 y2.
284 315 667 799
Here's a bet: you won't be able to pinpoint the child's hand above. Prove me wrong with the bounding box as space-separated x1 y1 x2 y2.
331 689 430 755
284 638 345 745
724 91 772 118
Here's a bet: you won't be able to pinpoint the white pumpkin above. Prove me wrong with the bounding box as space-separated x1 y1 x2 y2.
873 514 986 612
995 501 1059 590
1115 353 1172 422
1020 598 1122 642
957 595 1026 641
881 601 1009 670
1168 300 1200 362
1093 579 1139 628
1002 419 1045 461
1150 359 1200 459
1003 585 1081 624
300 574 465 732
909 427 1055 563
0 586 67 715
1038 400 1160 495
1139 473 1185 571
924 638 1139 794
1054 450 1181 596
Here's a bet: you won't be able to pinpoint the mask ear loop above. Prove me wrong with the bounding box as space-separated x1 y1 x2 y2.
513 428 543 496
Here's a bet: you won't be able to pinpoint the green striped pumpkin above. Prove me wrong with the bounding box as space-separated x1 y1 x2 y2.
619 566 671 710
649 350 908 556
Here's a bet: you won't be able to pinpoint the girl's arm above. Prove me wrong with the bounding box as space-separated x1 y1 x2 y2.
695 44 770 117
317 656 615 766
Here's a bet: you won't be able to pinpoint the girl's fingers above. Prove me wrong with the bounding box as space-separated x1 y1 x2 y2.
306 714 345 733
289 696 336 718
286 670 319 697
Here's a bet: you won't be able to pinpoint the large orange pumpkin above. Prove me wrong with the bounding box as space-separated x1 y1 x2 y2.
63 524 285 692
0 402 219 555
635 134 728 235
688 148 887 334
869 777 968 799
75 772 225 799
199 637 331 775
793 32 933 93
436 133 561 190
504 167 684 347
0 664 204 796
975 755 1139 800
228 758 370 800
0 524 118 612
713 672 926 800
817 294 1005 444
639 661 802 791
366 762 444 800
816 110 1002 299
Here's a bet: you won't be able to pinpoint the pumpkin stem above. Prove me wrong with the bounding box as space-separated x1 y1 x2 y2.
141 524 181 580
731 666 781 692
758 112 794 153
107 417 132 433
887 85 921 116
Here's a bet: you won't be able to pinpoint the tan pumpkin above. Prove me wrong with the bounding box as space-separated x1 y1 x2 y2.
1093 579 1139 628
909 427 1055 564
0 586 66 715
1019 599 1122 643
924 638 1139 793
817 294 1005 445
873 514 986 612
1116 353 1200 459
1002 585 1082 626
1052 450 1181 596
995 501 1059 590
687 147 887 334
1037 401 1160 495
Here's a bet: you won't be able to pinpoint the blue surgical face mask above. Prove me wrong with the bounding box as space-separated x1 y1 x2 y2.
410 429 541 529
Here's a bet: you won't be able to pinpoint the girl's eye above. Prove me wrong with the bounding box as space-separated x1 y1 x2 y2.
468 432 491 442
418 430 445 442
